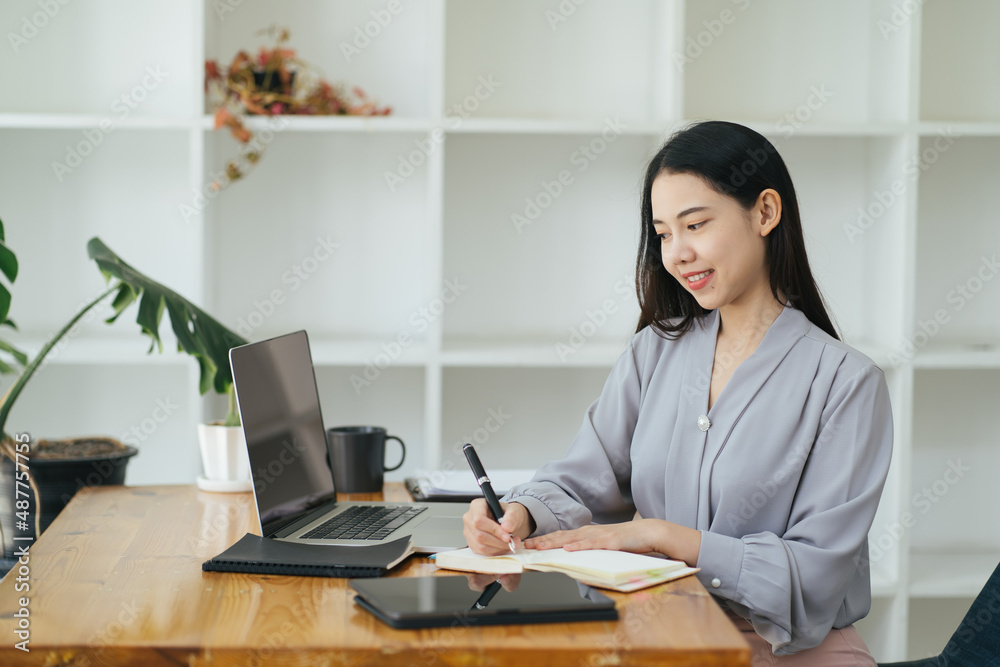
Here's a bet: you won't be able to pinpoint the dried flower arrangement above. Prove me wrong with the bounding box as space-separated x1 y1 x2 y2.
205 26 392 190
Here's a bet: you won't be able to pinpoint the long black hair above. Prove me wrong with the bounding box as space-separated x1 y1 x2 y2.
635 120 839 341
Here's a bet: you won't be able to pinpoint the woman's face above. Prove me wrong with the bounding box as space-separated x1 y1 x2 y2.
650 171 778 314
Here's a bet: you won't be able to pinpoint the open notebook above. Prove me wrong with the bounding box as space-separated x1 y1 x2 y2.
405 469 536 502
433 547 699 593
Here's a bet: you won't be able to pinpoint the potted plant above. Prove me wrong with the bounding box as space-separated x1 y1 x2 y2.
87 238 251 494
205 25 392 190
0 230 247 558
195 387 250 494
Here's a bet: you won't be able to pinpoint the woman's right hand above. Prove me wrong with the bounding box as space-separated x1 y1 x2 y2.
463 499 535 555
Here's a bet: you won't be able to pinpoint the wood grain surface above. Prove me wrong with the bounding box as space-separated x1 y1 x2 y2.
0 484 750 666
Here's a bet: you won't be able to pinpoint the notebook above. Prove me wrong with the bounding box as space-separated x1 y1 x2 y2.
203 533 414 578
229 330 467 553
405 469 536 502
433 547 699 592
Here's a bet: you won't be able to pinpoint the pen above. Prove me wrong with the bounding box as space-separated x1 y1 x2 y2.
470 580 503 611
462 443 517 553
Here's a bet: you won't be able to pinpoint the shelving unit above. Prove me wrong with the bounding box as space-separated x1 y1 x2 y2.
0 0 997 660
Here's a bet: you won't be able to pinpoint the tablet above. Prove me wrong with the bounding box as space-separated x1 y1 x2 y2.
350 571 618 629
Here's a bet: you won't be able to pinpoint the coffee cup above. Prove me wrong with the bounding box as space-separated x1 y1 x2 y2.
325 426 405 493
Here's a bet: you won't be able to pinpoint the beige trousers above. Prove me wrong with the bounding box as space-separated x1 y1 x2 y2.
729 613 877 666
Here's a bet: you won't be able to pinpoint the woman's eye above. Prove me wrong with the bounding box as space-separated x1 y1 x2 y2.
689 221 706 231
657 232 670 241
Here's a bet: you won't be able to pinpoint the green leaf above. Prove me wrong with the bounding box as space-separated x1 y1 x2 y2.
105 283 137 324
0 240 16 284
0 284 9 326
86 237 248 395
225 384 240 426
136 290 165 353
196 354 216 395
0 218 13 324
0 339 29 366
164 297 198 354
223 410 241 427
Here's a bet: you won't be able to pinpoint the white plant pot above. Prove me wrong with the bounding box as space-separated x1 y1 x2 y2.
196 423 252 493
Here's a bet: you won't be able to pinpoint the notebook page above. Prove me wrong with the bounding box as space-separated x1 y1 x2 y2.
521 549 685 583
414 469 535 495
432 547 527 574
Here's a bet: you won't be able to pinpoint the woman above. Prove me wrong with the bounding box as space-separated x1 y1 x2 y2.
463 120 892 664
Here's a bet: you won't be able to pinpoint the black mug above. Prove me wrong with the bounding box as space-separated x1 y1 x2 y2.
326 426 405 493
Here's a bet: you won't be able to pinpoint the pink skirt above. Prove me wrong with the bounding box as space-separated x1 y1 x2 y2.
728 613 876 666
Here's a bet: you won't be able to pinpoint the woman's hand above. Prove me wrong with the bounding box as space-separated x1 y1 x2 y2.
523 518 702 566
463 499 535 555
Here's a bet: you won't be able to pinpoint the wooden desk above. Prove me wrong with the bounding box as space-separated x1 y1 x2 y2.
0 484 750 666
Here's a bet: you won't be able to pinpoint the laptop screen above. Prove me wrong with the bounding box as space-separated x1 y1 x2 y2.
229 330 337 534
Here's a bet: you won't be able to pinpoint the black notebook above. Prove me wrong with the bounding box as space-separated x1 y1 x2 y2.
202 533 414 578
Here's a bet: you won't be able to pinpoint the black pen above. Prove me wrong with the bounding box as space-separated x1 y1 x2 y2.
470 580 503 611
462 443 517 553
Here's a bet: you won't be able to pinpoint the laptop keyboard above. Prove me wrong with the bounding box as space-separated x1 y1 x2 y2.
301 505 427 541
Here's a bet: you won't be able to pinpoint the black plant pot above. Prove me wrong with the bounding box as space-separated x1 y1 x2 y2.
0 438 138 560
252 70 296 95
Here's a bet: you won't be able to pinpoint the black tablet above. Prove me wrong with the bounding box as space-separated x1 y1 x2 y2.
350 571 618 629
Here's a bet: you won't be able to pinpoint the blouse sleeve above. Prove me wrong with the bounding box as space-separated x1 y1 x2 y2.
502 338 642 536
695 362 894 655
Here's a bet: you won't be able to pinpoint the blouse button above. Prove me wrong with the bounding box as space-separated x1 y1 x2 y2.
711 578 721 589
698 415 712 432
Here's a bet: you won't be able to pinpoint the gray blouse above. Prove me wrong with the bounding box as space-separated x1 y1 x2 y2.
503 305 893 655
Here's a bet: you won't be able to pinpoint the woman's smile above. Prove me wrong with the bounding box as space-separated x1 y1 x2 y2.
682 269 715 290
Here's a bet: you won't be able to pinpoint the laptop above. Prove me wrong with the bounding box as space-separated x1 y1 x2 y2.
229 330 467 554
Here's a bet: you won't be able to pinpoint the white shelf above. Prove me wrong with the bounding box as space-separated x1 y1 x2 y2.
13 112 1000 138
3 1 996 661
448 119 920 138
914 344 1000 369
917 121 1000 136
6 334 917 372
441 338 628 368
445 117 665 136
11 335 191 366
909 551 999 598
692 120 911 138
308 339 428 367
199 114 431 133
192 115 943 138
0 113 193 130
